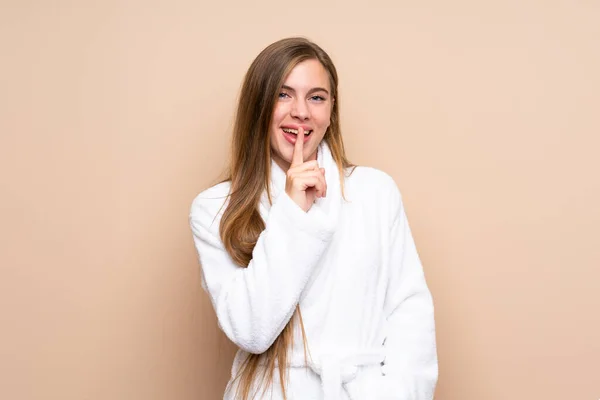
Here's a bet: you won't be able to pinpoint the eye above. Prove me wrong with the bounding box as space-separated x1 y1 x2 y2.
278 92 290 99
310 95 326 102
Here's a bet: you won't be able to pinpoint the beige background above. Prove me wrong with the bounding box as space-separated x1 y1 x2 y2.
1 1 599 399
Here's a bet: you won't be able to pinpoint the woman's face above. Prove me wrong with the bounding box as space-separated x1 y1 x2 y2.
269 59 333 171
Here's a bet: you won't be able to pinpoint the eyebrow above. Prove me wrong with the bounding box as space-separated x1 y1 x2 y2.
281 85 330 96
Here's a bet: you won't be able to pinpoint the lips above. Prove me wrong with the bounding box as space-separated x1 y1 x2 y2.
281 128 311 144
281 127 312 136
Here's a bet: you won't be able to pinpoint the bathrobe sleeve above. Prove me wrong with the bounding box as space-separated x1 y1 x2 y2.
189 187 335 354
379 184 438 399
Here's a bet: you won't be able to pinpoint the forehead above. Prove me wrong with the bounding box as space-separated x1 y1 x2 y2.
283 59 330 91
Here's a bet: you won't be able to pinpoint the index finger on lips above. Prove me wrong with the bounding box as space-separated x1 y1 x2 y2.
291 127 304 167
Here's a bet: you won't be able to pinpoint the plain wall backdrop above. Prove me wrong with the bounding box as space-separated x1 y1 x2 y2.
1 1 599 399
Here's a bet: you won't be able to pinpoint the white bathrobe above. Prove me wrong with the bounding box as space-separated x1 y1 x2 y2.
189 142 438 399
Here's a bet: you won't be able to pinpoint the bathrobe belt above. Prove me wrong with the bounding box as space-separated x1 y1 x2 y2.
289 349 386 400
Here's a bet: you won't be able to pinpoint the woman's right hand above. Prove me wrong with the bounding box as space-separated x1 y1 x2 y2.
285 127 327 212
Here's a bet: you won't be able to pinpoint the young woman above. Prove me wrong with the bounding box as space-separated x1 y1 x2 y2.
189 37 438 400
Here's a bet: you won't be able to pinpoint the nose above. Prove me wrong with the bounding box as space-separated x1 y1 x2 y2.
290 98 309 120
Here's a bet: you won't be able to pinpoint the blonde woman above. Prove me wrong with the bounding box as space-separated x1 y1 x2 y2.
189 37 438 400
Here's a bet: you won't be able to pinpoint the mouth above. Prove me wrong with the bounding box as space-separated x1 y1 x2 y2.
282 128 312 136
281 127 312 144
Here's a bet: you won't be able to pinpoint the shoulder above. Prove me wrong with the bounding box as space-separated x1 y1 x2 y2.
346 165 402 199
189 181 231 233
344 165 405 224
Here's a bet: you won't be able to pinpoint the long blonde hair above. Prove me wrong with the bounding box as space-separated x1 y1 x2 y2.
219 37 353 399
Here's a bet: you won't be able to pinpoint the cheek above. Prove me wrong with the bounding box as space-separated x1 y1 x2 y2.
316 108 332 130
272 103 289 125
269 107 284 144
